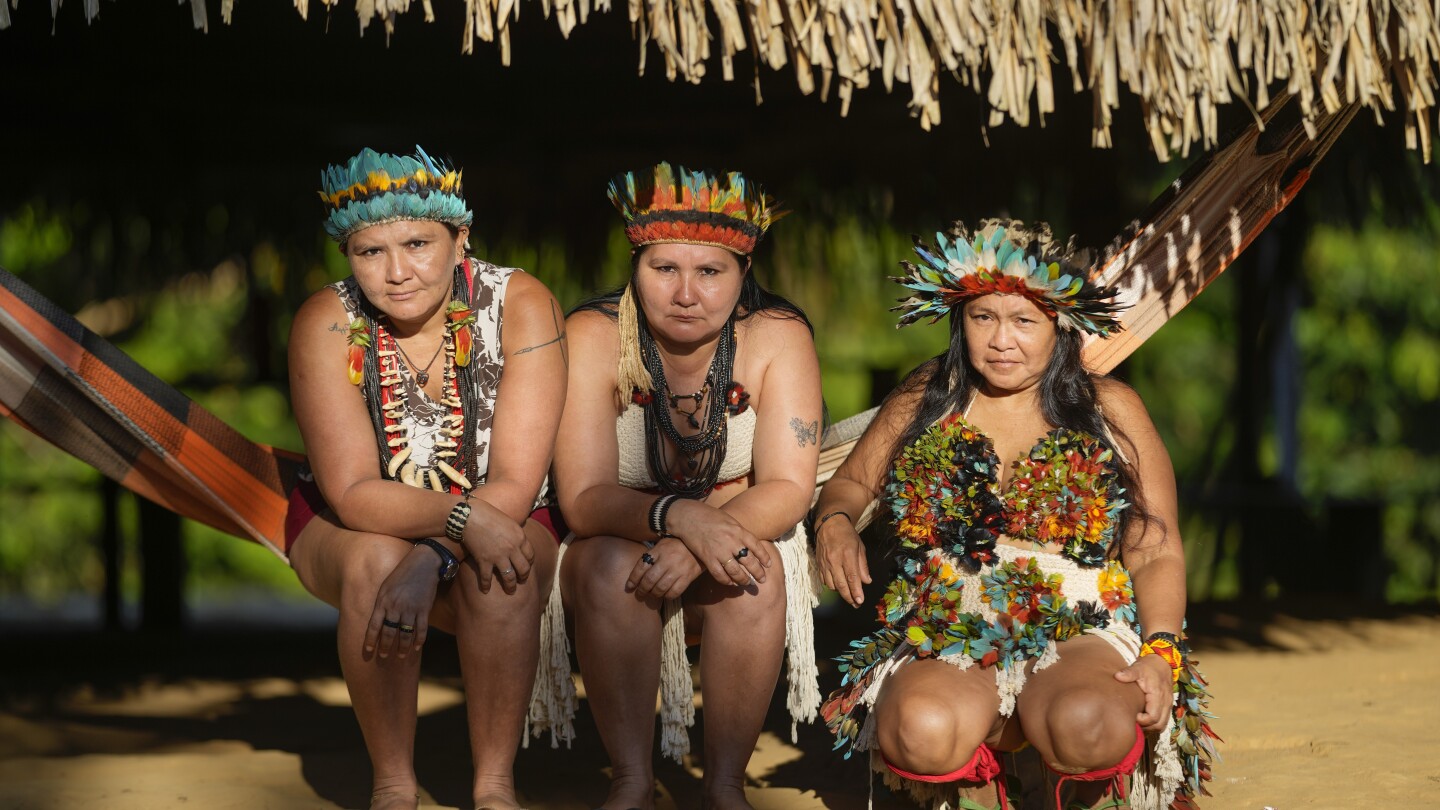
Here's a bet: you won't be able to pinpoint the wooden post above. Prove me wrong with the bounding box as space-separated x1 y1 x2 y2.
100 477 122 632
138 495 185 631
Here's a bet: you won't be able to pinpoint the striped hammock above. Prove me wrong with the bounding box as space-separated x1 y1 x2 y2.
0 92 1357 556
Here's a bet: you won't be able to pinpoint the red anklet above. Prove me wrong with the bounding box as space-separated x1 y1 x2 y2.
882 744 1008 807
1046 724 1145 809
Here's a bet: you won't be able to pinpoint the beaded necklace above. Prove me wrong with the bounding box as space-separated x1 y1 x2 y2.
634 312 739 499
350 263 481 494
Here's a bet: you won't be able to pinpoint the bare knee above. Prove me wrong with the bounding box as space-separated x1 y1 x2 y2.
562 537 648 613
334 535 410 612
876 692 972 775
1035 689 1138 773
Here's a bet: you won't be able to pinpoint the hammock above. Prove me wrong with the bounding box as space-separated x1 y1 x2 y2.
0 93 1357 556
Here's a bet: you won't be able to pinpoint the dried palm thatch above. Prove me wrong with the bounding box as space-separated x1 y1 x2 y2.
3 0 1436 160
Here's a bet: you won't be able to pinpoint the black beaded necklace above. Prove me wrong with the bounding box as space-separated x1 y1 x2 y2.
637 311 735 499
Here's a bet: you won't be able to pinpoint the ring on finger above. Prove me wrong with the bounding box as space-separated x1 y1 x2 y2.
734 547 750 560
382 618 403 629
641 552 656 566
499 567 515 576
397 624 415 633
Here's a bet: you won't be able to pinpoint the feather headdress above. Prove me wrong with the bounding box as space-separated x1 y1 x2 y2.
318 146 473 243
607 162 784 255
892 219 1125 337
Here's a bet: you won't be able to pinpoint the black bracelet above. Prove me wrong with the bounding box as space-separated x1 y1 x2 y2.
1143 630 1182 646
814 510 853 534
414 537 459 582
649 494 679 538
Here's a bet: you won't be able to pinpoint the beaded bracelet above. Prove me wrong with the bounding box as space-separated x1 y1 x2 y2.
814 510 853 535
648 494 679 538
1139 637 1184 684
445 500 472 543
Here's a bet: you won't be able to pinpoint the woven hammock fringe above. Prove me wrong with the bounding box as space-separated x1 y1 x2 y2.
9 0 1438 160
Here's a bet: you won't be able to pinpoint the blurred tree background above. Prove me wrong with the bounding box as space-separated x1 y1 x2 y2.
0 0 1437 628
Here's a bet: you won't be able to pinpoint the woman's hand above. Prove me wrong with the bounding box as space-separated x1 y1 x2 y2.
461 504 534 594
363 545 441 659
667 499 771 587
1114 652 1176 732
625 537 703 599
815 514 871 607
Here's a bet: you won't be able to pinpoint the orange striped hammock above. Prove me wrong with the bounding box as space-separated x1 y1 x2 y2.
0 93 1357 557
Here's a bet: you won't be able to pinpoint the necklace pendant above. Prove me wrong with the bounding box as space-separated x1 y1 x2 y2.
416 371 430 386
686 413 700 429
686 455 698 471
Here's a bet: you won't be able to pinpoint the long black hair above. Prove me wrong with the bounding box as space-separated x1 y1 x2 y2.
885 306 1160 554
569 247 813 332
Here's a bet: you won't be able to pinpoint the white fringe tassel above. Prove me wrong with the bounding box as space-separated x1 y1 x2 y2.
526 537 578 748
657 593 696 762
777 522 822 741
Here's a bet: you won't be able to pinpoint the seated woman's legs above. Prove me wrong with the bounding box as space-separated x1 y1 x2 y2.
1016 635 1146 806
289 515 424 809
873 659 1007 777
686 539 786 810
446 518 559 810
561 535 665 810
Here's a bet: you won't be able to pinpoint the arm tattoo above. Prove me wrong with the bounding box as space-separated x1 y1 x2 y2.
790 417 819 447
512 300 569 369
327 322 346 332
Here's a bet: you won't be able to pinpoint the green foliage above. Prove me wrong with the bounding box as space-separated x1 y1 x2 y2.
3 195 1438 611
1295 222 1440 601
0 204 72 274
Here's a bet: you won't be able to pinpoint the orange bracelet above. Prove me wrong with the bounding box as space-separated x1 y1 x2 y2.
1139 638 1183 684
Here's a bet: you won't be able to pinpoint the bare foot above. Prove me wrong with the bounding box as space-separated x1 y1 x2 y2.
472 792 523 810
700 784 753 810
597 773 654 810
369 789 419 810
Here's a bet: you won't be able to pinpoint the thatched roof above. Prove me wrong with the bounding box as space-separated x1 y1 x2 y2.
4 0 1438 161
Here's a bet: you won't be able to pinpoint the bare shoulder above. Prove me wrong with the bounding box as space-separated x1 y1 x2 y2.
566 309 620 362
502 269 559 313
1094 376 1151 424
1094 376 1166 462
740 311 815 357
290 285 350 344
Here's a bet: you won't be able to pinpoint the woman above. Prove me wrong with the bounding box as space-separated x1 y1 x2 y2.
814 221 1217 809
551 163 823 810
286 146 568 810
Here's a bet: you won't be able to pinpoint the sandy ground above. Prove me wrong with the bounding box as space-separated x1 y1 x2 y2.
1 602 1437 810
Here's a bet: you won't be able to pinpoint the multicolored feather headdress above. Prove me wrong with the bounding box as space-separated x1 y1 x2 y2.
607 162 783 255
318 146 473 243
892 219 1125 337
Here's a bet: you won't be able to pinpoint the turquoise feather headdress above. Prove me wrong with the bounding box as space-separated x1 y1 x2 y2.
891 219 1126 337
318 146 473 243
